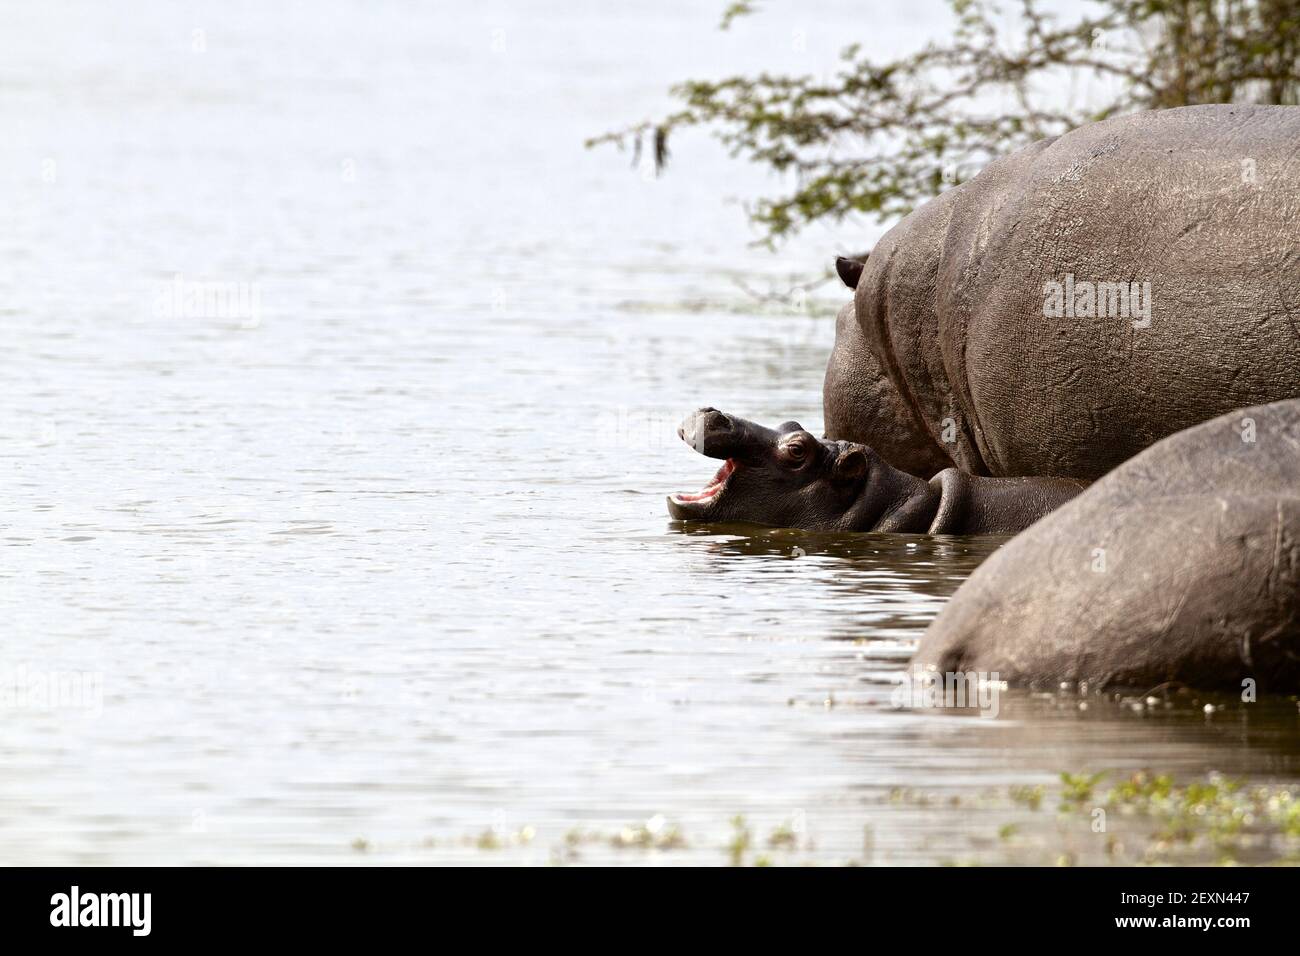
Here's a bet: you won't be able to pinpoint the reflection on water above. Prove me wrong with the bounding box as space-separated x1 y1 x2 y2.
1 0 1298 866
668 525 998 645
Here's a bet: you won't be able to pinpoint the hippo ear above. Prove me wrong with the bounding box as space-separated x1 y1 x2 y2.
831 448 868 487
835 256 866 290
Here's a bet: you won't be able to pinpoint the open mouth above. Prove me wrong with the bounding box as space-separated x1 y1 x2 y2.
669 458 736 509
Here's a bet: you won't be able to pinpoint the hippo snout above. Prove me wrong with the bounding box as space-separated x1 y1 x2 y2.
678 408 734 455
677 408 784 463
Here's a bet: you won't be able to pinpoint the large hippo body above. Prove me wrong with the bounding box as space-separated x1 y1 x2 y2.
826 104 1300 481
915 399 1300 692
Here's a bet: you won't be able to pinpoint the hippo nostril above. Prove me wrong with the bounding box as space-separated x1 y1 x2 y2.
702 410 732 432
678 408 743 458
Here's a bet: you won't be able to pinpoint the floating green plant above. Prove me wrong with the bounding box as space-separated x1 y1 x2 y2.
351 772 1300 866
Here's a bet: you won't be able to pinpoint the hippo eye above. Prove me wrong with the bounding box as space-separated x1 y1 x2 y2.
780 435 813 465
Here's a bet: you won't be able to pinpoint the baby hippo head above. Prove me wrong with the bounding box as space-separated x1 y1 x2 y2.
667 407 875 530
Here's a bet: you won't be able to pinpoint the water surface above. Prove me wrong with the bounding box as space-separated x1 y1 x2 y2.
1 0 1298 866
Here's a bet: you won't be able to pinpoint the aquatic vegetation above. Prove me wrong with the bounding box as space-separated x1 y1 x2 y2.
1087 771 1300 863
1009 785 1044 811
1005 771 1300 866
726 816 752 866
608 815 687 851
1059 771 1108 806
344 771 1300 865
556 816 688 861
767 820 800 850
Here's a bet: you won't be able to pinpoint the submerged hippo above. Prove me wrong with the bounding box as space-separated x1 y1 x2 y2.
825 104 1300 480
915 399 1300 692
667 408 1083 534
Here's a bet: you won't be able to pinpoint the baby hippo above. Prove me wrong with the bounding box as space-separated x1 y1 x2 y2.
667 408 1084 534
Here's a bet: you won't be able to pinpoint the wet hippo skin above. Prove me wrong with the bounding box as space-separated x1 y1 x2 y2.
667 408 1084 534
915 399 1300 692
825 104 1300 480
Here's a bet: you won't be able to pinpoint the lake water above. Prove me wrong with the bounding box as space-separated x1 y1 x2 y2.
2 0 1298 866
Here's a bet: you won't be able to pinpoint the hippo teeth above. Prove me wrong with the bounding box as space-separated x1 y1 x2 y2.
671 458 736 504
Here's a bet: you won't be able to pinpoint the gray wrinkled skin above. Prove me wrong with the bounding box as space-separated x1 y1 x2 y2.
666 408 1083 534
825 104 1300 480
915 399 1300 692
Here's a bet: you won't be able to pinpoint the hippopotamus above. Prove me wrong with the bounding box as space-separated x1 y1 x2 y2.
825 104 1300 481
667 408 1084 534
915 398 1300 692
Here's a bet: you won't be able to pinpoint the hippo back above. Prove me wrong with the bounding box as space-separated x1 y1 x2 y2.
915 398 1300 692
833 104 1300 479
